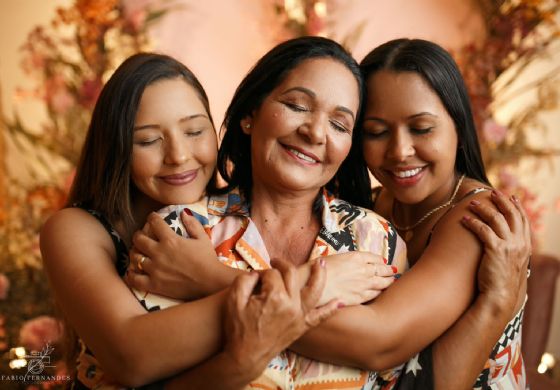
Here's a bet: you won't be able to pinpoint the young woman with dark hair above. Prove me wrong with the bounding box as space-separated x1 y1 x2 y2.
353 38 528 388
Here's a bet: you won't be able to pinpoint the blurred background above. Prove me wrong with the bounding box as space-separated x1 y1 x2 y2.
0 0 559 388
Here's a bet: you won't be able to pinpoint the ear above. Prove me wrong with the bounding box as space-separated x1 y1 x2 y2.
240 116 252 135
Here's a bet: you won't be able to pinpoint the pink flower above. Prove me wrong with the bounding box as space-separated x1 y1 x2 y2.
19 316 63 351
482 119 508 144
45 75 75 115
0 273 9 300
78 77 102 109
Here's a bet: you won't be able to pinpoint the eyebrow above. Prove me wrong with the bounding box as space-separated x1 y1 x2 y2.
363 112 438 122
281 86 356 121
133 114 208 131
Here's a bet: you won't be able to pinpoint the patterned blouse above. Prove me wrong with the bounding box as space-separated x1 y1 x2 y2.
133 188 409 389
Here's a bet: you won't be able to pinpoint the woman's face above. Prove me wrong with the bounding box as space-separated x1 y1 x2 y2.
245 57 359 194
131 77 217 207
362 70 458 205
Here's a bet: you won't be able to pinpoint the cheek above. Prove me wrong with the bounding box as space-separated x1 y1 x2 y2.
329 135 352 166
194 135 218 167
362 141 384 169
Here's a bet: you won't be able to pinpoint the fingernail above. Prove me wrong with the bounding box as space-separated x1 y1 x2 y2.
337 302 345 309
470 200 480 206
391 265 398 274
319 258 326 267
511 195 519 203
462 215 471 222
394 273 401 280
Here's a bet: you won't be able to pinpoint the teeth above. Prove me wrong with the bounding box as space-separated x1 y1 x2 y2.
393 168 422 178
288 147 317 163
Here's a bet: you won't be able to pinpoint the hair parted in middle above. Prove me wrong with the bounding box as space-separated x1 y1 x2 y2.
218 36 365 201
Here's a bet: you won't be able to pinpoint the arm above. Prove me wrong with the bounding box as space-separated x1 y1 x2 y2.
127 211 396 306
291 193 497 371
432 191 530 389
40 208 226 387
165 260 340 389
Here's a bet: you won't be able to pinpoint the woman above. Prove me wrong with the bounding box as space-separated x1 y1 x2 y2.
129 37 529 389
40 52 339 389
355 38 529 388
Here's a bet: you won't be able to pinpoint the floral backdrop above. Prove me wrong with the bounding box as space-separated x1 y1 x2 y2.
0 0 559 386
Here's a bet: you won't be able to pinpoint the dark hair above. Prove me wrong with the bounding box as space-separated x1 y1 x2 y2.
218 36 365 200
67 52 217 233
352 38 490 208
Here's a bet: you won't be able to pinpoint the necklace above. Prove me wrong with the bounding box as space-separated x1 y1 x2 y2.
392 174 466 241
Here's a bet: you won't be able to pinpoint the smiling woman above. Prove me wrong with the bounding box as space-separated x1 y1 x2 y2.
131 78 218 207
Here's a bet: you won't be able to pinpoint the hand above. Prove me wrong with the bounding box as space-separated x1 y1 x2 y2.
462 190 531 317
223 259 339 379
318 251 396 307
125 211 222 300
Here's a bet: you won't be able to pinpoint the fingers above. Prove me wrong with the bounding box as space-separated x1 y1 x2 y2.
461 215 500 249
305 299 339 328
258 268 285 297
131 229 159 256
181 212 207 239
147 212 181 239
270 259 298 298
362 252 387 265
125 270 152 291
230 272 260 311
300 259 327 311
511 196 532 252
468 199 509 239
489 191 522 234
129 249 152 273
367 263 397 278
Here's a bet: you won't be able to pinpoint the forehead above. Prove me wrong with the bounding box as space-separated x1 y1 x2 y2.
273 58 360 110
365 70 446 115
137 78 206 115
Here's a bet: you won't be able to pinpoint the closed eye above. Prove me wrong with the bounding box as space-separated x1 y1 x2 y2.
283 101 308 112
330 120 350 134
411 127 433 135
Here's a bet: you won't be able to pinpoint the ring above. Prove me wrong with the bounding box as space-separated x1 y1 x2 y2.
138 255 147 272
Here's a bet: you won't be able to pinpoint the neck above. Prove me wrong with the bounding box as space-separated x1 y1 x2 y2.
250 182 320 232
393 172 463 229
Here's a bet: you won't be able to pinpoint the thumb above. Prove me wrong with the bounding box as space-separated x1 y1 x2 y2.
180 211 206 239
305 299 340 328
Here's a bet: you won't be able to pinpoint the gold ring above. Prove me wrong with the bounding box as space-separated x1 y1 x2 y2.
138 255 147 272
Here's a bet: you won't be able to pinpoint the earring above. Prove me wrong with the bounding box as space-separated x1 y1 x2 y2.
245 123 251 129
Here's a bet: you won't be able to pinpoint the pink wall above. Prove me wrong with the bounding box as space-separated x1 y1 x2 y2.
141 0 485 127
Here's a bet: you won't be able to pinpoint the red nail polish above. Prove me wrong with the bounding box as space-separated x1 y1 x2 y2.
337 302 345 309
391 265 398 274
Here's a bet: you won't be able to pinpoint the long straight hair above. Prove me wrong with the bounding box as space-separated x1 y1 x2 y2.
67 53 218 234
351 38 490 208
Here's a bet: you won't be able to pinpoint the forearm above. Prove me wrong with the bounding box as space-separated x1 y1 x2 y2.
93 290 227 387
164 352 262 390
432 293 513 390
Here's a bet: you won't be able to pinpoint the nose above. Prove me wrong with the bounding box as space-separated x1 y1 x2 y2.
163 135 191 165
298 113 327 144
387 128 414 161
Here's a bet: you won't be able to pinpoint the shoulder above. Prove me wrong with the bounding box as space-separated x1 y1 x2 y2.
40 207 117 265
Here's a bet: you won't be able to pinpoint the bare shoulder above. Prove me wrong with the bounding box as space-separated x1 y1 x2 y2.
40 207 117 267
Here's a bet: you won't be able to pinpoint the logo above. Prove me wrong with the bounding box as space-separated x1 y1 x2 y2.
3 343 70 384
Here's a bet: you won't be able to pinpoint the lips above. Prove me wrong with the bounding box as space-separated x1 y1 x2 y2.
386 166 426 186
159 169 198 185
282 144 320 164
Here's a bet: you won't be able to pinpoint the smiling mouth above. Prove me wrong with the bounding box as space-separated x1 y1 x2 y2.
391 167 423 178
282 145 320 164
160 169 198 185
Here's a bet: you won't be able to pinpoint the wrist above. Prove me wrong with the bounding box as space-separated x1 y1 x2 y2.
477 290 515 320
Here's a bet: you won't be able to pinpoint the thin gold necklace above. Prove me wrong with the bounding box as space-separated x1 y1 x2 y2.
392 174 466 241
